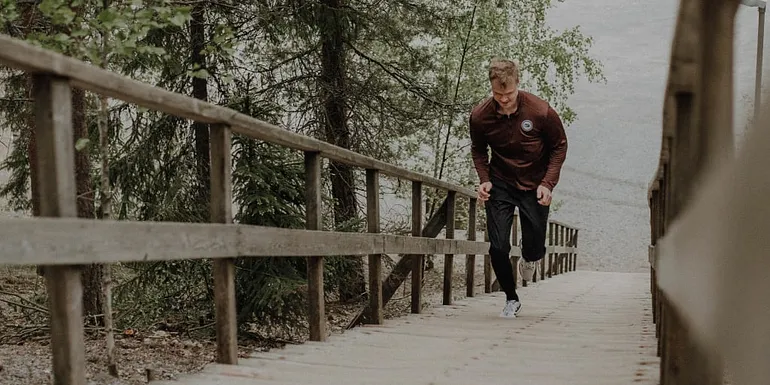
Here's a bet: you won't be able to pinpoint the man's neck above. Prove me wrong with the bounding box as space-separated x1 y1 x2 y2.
497 101 518 116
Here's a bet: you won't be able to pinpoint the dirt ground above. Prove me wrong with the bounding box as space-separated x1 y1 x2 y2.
0 255 498 385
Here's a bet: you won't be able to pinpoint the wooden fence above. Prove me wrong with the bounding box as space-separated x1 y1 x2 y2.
649 1 770 384
0 34 579 385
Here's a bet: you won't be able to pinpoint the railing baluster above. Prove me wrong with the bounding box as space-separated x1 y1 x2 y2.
411 181 423 314
540 224 547 280
548 222 554 278
304 151 325 341
572 229 580 271
466 198 477 297
512 212 520 287
484 230 492 294
561 226 567 274
210 124 237 364
366 169 383 324
34 74 84 385
567 227 575 272
559 225 566 275
443 190 456 305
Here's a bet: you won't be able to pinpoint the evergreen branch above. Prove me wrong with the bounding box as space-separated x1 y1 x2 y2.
346 43 451 108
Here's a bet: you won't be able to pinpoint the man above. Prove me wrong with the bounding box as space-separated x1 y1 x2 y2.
469 58 567 318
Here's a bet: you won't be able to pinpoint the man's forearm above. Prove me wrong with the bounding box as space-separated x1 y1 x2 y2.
472 152 491 184
541 146 566 190
540 107 568 190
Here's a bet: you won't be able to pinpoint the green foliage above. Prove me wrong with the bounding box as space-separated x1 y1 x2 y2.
27 0 190 64
231 137 309 328
0 0 19 25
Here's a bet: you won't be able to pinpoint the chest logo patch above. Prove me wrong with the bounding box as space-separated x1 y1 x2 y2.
521 120 533 132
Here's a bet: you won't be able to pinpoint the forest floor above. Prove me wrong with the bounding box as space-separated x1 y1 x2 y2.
0 255 498 385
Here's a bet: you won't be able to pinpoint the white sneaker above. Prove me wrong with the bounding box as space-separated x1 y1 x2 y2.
520 260 538 281
500 300 521 318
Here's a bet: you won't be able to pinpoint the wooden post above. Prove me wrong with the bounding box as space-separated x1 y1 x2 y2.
466 198 477 297
572 229 580 271
411 181 423 313
567 227 575 272
560 226 566 274
553 225 559 276
366 169 383 324
513 212 522 287
210 124 237 364
304 151 325 341
540 224 547 280
484 230 492 293
443 191 456 305
548 222 554 278
34 74 85 385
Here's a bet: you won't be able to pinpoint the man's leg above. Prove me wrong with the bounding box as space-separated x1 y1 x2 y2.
516 189 550 281
485 180 521 317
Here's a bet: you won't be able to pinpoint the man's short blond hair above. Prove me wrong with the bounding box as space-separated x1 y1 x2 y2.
488 58 519 88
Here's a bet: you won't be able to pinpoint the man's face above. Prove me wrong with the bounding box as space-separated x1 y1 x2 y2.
491 79 518 110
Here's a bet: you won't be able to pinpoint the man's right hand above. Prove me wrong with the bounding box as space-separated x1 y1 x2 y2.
477 182 493 202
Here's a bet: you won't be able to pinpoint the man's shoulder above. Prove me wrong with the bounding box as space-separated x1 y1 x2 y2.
470 97 495 122
520 91 551 117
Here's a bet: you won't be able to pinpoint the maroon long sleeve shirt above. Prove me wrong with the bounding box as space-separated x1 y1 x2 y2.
469 91 568 191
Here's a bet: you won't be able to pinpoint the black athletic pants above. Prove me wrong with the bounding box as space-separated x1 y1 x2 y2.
485 176 550 301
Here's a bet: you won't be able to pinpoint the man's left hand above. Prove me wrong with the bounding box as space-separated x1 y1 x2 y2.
537 185 552 206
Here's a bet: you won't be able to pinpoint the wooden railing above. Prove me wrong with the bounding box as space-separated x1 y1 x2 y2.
0 34 579 385
649 1 770 384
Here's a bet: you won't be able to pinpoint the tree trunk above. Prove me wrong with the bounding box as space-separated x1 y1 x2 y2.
98 0 117 373
20 0 41 282
72 87 103 318
191 2 210 213
319 0 365 302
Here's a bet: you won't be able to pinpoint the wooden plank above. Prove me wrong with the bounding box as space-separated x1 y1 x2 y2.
443 191 455 306
210 124 237 365
548 219 578 230
33 74 85 385
366 169 383 324
466 198 477 298
411 181 423 314
0 34 475 199
305 151 325 342
0 217 489 265
167 272 658 385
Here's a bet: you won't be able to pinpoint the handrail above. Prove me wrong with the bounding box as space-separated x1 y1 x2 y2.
646 1 760 384
0 34 476 198
0 32 581 385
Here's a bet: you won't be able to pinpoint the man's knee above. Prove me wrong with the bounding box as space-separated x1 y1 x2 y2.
489 244 511 259
521 244 546 262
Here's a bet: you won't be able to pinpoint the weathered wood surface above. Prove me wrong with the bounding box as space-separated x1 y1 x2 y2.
34 74 85 385
0 217 490 265
152 272 658 385
210 124 238 364
0 34 474 198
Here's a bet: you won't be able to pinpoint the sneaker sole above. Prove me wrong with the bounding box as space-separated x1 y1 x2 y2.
519 264 536 281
